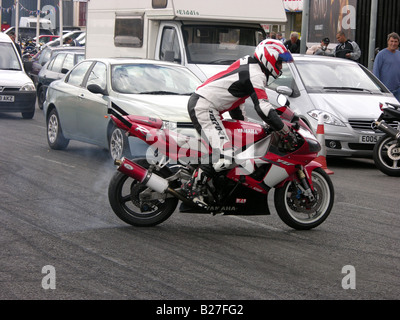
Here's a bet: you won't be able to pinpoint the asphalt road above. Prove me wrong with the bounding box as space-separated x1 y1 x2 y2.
0 106 399 302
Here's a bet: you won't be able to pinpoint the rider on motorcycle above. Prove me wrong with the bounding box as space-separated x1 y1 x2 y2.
184 39 296 207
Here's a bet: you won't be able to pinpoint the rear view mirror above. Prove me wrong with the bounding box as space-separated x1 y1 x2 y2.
276 94 289 107
87 84 108 95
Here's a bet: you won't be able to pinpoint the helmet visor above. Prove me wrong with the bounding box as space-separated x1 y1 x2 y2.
279 51 294 63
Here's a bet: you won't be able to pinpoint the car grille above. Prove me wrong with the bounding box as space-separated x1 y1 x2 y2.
349 119 399 132
348 119 375 130
0 87 20 92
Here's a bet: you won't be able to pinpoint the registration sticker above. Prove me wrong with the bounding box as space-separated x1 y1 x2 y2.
359 135 379 143
0 95 15 102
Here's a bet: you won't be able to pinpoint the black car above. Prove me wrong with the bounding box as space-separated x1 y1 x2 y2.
37 50 85 109
28 46 85 87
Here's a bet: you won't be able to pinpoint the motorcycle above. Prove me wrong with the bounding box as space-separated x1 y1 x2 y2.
372 102 400 176
107 95 334 230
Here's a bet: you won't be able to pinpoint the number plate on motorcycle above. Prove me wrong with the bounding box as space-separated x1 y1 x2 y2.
359 135 378 143
0 95 15 102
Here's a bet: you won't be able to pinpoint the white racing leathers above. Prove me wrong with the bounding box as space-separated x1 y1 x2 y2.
187 55 285 167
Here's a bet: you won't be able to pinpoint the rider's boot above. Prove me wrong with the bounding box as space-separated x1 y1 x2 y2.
182 167 209 208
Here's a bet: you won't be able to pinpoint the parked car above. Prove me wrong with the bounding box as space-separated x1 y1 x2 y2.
4 26 54 40
36 35 60 45
0 33 36 119
27 46 85 86
255 54 400 157
37 50 85 109
43 30 84 48
43 58 201 160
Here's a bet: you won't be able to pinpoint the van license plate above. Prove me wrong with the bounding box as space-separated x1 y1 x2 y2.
0 95 15 102
359 135 378 143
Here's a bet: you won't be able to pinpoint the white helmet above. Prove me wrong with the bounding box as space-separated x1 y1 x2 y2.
254 39 293 78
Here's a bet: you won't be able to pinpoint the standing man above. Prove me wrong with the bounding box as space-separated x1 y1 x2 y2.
373 32 400 102
8 32 22 57
333 31 361 61
277 32 285 43
284 32 301 53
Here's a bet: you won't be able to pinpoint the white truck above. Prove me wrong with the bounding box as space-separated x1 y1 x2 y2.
85 0 287 81
19 16 53 31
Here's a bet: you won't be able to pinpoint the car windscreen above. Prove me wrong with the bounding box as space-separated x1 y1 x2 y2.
182 25 265 65
111 64 201 95
0 43 22 71
295 60 388 94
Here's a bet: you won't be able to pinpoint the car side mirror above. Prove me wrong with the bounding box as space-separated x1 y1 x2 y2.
276 86 293 97
61 68 69 74
87 84 108 95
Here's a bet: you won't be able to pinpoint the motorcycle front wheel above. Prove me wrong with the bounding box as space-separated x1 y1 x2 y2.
373 134 400 177
108 159 179 227
274 168 334 230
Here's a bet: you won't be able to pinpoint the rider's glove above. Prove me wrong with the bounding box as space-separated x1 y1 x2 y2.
278 124 298 151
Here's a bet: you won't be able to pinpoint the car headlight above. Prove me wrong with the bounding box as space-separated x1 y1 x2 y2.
20 83 36 92
307 109 346 127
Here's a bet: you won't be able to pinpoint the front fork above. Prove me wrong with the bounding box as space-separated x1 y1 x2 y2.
296 167 315 202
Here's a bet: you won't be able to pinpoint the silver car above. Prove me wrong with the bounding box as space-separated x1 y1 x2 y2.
258 54 399 157
43 58 201 159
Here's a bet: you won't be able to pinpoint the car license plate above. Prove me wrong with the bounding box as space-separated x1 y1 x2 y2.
359 135 378 143
0 95 15 102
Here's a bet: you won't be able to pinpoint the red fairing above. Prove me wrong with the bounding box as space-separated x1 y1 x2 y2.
223 120 267 148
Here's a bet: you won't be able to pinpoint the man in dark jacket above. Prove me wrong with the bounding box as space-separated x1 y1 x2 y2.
284 32 301 53
333 31 361 61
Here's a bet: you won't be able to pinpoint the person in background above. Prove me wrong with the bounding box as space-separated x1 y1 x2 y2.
277 32 285 43
306 37 333 56
284 32 301 53
64 37 81 47
8 32 22 57
333 31 361 61
373 32 400 102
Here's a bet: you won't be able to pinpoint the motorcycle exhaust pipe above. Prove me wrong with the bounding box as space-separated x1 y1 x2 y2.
115 158 169 194
375 120 400 141
114 158 195 206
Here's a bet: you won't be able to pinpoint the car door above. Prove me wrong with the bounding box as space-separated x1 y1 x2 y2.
55 60 95 137
44 53 66 86
76 61 110 147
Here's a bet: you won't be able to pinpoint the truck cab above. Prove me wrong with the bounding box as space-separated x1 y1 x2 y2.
85 0 287 81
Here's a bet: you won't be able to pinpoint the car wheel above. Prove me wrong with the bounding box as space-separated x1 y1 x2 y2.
37 86 46 110
47 108 69 150
109 126 129 160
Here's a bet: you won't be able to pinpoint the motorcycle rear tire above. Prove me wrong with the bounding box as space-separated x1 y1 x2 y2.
108 159 179 227
274 168 334 230
372 134 400 177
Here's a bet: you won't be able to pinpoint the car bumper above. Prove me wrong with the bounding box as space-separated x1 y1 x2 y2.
324 128 383 157
0 92 36 113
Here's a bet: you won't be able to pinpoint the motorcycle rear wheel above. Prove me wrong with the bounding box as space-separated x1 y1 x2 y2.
373 135 400 177
274 168 334 230
108 159 179 227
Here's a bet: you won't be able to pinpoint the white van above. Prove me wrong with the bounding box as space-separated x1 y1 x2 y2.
20 16 53 31
0 33 36 119
85 0 287 81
